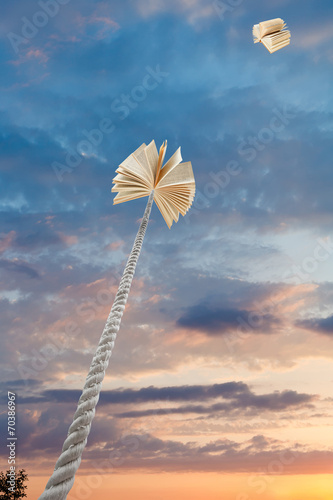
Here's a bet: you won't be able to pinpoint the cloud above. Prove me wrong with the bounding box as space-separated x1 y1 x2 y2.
16 381 247 404
177 302 280 335
0 399 326 475
11 230 77 249
9 48 49 66
0 230 15 253
0 258 40 279
296 314 333 335
0 378 40 392
293 21 333 49
82 432 333 474
115 389 315 419
133 0 218 27
75 13 120 40
15 382 316 420
104 240 124 251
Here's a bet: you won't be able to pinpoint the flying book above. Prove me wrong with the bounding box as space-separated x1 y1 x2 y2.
112 141 196 228
253 18 290 53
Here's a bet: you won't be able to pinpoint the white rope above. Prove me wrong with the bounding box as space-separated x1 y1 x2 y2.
38 191 154 500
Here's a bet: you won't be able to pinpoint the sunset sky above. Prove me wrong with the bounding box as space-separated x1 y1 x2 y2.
1 0 333 499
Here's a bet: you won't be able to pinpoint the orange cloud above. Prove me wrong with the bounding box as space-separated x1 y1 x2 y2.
262 283 318 316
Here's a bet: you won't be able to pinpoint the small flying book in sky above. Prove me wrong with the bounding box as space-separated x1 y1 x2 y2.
112 141 195 228
253 18 290 53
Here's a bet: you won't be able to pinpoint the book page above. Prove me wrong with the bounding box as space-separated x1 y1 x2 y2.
154 192 174 228
116 166 152 188
155 141 167 186
133 144 154 185
158 191 189 216
157 187 195 204
259 18 284 38
160 193 179 222
157 147 182 183
113 189 150 204
131 142 146 157
112 179 149 191
144 140 159 181
252 24 260 43
261 37 272 52
113 173 142 184
269 40 290 53
266 30 290 42
161 181 195 190
157 162 194 187
158 185 195 196
262 35 290 52
120 152 151 184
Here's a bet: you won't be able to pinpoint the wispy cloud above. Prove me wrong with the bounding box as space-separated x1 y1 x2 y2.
0 258 40 279
293 21 333 49
296 314 333 335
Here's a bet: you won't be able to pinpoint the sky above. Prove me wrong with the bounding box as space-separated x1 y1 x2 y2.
1 0 333 498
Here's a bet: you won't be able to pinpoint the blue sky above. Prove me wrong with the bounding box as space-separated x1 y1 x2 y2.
1 1 333 499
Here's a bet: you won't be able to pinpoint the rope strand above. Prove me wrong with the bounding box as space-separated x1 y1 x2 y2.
38 192 154 500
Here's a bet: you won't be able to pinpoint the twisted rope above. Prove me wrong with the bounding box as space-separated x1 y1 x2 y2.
38 191 154 500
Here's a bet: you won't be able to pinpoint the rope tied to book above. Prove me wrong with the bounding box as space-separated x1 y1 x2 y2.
38 141 195 499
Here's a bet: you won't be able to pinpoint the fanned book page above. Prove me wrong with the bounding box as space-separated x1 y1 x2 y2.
253 18 290 53
112 141 196 228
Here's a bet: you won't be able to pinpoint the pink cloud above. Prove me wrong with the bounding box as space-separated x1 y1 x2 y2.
104 240 125 251
9 48 49 66
91 15 119 29
75 10 120 40
57 232 78 246
147 294 162 304
0 230 16 253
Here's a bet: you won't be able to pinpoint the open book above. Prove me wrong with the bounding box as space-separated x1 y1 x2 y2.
253 18 290 53
112 141 196 228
